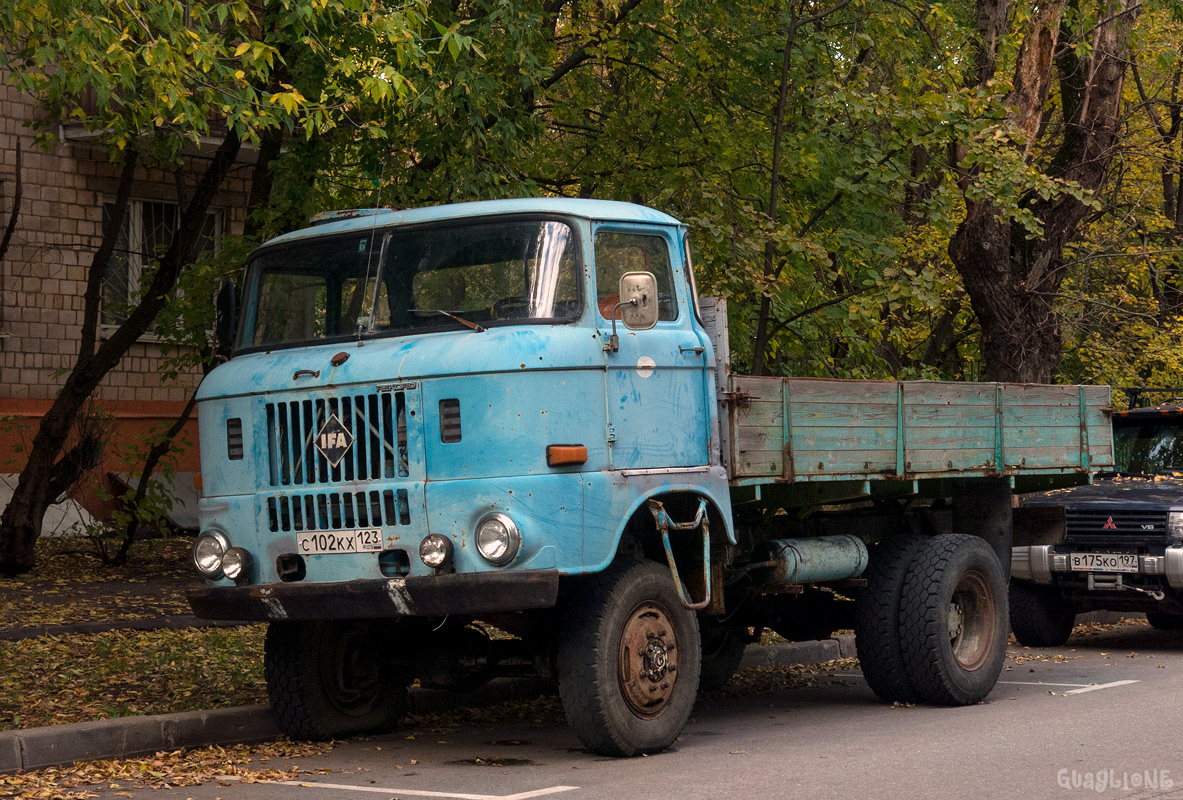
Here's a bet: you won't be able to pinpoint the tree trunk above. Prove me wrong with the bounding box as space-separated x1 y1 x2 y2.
0 129 241 575
948 0 1137 383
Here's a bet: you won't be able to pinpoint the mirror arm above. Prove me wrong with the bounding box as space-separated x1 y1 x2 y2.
605 298 638 352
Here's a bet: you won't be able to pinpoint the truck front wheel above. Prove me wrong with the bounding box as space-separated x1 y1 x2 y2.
557 559 701 756
265 620 409 740
898 534 1008 705
1009 581 1076 647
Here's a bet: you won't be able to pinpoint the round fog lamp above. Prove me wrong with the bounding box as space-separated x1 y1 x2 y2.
221 547 253 582
419 534 454 569
193 530 230 579
475 513 521 566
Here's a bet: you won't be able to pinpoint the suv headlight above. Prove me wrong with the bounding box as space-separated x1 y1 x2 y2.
1169 511 1183 541
474 513 521 566
193 529 231 579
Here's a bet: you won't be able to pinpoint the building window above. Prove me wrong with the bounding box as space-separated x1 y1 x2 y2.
101 199 222 327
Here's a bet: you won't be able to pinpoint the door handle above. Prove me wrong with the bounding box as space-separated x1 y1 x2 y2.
679 345 705 355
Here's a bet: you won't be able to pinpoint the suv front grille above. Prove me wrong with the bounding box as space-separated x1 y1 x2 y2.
265 391 408 487
1064 508 1168 545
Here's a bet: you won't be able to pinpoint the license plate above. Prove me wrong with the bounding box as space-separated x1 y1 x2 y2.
297 528 383 555
1069 552 1139 573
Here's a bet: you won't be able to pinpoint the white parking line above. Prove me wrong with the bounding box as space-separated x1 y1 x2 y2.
1062 680 1139 695
284 780 580 800
996 679 1139 694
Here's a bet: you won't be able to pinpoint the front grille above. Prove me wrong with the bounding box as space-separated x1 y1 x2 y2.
266 392 408 486
267 489 412 533
1065 508 1169 545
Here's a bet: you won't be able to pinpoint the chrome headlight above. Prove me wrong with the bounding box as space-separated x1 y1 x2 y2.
419 534 454 569
474 513 520 566
1169 511 1183 541
193 530 231 579
221 547 253 582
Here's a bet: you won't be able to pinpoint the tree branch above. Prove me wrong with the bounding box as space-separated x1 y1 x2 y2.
0 139 21 268
78 149 138 363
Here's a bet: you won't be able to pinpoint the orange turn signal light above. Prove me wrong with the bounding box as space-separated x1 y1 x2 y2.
546 444 588 467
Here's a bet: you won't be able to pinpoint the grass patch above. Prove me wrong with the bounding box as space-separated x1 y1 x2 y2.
0 625 267 731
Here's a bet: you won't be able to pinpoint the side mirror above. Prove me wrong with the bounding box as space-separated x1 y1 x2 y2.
214 279 238 357
618 272 658 331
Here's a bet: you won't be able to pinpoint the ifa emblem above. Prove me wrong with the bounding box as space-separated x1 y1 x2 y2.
314 414 354 467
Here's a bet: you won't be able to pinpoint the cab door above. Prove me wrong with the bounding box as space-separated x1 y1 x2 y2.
594 225 710 469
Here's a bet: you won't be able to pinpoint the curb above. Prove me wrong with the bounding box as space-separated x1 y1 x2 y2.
0 638 846 775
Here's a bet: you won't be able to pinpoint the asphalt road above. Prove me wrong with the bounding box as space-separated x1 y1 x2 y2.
103 624 1183 800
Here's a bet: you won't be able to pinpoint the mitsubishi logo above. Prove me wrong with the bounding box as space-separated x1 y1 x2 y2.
314 414 354 468
1102 517 1117 530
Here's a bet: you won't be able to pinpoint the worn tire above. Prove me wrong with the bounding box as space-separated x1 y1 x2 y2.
1009 581 1075 647
264 620 408 741
1146 611 1183 630
698 621 748 691
898 534 1008 705
855 534 926 702
557 559 701 756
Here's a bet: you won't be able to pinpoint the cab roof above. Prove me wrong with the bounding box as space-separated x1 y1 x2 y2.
1113 402 1183 421
264 198 685 249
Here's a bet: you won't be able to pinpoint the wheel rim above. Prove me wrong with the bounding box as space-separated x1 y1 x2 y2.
947 569 994 671
318 623 384 716
617 601 679 719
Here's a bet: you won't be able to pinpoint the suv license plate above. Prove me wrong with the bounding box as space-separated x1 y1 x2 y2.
1069 552 1139 573
297 529 383 555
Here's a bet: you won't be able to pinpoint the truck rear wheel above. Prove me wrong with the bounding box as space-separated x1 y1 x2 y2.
855 534 925 702
265 620 409 740
1146 611 1183 630
1009 581 1076 647
898 534 1008 706
557 559 701 756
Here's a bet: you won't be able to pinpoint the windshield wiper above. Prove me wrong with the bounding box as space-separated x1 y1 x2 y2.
422 309 486 333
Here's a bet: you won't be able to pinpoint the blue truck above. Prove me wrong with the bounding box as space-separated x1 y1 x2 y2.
188 198 1114 756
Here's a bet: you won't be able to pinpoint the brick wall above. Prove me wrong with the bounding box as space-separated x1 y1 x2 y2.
0 77 252 407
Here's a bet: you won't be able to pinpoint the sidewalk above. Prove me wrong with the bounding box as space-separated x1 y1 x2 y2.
0 636 855 774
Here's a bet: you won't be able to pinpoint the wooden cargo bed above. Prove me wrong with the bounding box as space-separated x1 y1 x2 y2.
726 376 1113 494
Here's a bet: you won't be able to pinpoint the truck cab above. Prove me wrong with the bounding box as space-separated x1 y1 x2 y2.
1011 400 1183 645
189 199 735 754
192 198 731 603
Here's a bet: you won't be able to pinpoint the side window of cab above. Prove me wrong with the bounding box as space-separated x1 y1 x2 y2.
593 232 678 321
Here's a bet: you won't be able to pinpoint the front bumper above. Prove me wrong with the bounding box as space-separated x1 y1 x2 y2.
188 569 560 621
1012 545 1183 588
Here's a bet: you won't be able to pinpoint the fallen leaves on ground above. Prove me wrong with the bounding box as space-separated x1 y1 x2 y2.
710 657 861 696
0 539 196 629
0 740 334 799
0 626 267 730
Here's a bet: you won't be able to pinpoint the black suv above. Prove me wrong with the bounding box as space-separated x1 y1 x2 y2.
1011 394 1183 646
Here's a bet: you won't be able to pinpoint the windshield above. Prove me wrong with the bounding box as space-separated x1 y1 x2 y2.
1114 419 1183 474
238 218 580 350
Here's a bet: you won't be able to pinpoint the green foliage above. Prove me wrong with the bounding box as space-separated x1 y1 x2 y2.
10 0 1183 386
0 0 434 154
